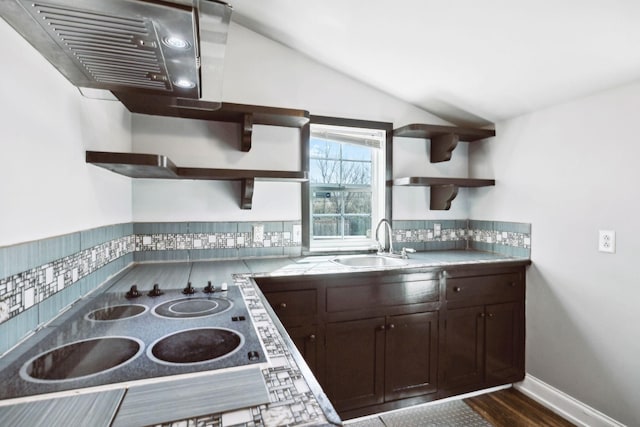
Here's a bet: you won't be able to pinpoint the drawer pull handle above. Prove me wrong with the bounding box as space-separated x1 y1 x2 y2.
453 286 462 292
278 303 287 309
308 334 316 341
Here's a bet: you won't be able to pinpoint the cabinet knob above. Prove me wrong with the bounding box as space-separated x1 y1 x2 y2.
479 312 486 318
510 282 516 287
388 324 395 329
278 302 287 309
308 334 316 341
488 313 494 318
378 325 386 331
453 286 462 292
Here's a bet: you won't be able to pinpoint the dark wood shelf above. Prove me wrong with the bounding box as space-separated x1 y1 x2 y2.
113 93 310 152
87 151 308 210
393 124 495 163
392 177 495 187
176 167 307 182
86 151 179 179
391 177 495 210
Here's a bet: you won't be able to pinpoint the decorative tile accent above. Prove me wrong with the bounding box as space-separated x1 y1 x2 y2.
393 219 531 258
467 220 531 258
0 235 134 325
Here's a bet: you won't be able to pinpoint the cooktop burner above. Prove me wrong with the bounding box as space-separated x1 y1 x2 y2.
153 298 232 319
149 328 242 365
86 304 148 321
21 337 144 382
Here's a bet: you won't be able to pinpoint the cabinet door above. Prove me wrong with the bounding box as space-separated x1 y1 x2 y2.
485 302 524 385
442 306 485 391
287 324 319 378
325 317 386 412
261 289 317 327
385 311 438 401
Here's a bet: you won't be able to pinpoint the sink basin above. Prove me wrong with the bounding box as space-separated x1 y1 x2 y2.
331 255 408 268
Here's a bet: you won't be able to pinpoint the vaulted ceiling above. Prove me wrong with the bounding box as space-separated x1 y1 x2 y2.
229 0 640 126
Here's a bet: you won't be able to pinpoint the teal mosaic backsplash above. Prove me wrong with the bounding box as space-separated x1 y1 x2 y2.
392 219 531 258
0 219 529 354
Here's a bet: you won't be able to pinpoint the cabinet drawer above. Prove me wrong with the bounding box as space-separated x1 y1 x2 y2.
263 289 317 323
327 279 439 313
446 273 522 302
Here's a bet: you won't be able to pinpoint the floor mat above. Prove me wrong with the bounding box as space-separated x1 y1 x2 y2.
344 399 492 427
344 416 386 427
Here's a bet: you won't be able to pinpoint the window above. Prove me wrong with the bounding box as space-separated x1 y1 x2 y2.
308 122 386 250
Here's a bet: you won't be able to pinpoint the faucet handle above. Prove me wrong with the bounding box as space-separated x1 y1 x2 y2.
401 247 416 258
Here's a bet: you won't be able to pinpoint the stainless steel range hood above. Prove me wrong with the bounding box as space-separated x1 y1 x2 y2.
0 0 231 106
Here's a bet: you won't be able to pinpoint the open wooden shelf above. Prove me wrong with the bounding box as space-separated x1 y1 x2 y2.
113 93 310 152
87 151 308 210
393 124 495 163
391 177 495 210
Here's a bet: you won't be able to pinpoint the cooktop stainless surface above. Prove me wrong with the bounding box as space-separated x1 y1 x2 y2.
0 265 265 400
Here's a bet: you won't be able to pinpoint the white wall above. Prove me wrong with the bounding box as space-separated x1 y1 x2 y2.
0 19 133 247
468 83 640 426
132 23 469 221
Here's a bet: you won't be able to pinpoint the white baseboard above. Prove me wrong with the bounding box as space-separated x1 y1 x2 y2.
515 374 626 427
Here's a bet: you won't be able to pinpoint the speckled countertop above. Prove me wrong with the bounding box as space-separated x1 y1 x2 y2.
245 250 530 277
0 250 530 427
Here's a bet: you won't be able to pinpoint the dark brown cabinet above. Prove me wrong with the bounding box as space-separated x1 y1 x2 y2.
287 324 319 375
325 317 386 410
384 311 438 401
260 287 321 377
256 262 527 419
441 268 525 395
325 311 439 413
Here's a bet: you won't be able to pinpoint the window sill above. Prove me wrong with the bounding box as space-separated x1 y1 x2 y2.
306 240 378 255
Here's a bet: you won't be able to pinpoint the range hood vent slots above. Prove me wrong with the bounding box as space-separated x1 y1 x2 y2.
1 0 231 103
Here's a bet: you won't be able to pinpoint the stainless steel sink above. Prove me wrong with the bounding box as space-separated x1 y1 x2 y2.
331 255 408 268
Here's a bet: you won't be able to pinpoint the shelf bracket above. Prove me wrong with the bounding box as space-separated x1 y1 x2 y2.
241 113 253 152
240 178 255 209
430 184 459 210
430 133 459 163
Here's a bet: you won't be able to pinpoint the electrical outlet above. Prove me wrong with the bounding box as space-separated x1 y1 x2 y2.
434 223 441 238
253 224 264 244
598 230 615 253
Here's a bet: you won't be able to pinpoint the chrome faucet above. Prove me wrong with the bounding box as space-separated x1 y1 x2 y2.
375 218 394 255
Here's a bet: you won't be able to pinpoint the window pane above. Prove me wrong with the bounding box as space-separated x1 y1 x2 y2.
341 161 371 185
345 216 371 237
344 191 371 214
342 143 372 161
310 138 341 160
310 159 340 184
312 216 340 238
312 191 340 214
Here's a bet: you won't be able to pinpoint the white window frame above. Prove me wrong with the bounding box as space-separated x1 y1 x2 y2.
308 123 386 252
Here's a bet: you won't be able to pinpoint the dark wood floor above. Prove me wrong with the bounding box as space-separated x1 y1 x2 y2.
465 388 575 427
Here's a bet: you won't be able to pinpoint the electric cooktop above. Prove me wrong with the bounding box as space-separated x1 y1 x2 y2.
0 279 266 400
